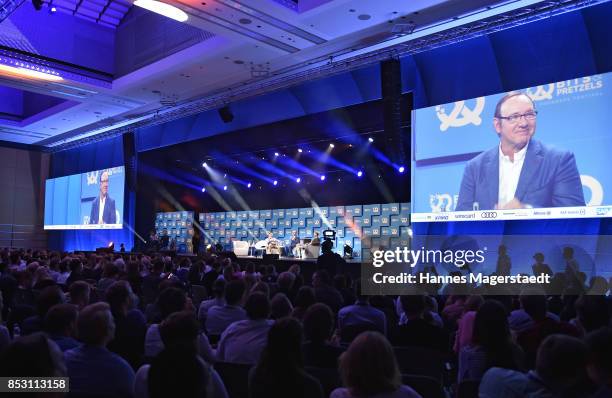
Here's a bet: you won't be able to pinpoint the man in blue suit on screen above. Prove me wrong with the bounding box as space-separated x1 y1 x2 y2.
456 91 585 211
89 170 117 224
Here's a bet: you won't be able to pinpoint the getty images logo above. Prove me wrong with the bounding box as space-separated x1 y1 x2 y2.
86 171 99 186
435 97 485 132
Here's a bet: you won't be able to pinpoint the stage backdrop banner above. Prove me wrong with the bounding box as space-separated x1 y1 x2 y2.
412 72 612 221
199 202 410 258
155 211 194 253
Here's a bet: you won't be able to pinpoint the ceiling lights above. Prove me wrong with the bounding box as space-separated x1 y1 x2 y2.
0 63 63 81
133 0 188 22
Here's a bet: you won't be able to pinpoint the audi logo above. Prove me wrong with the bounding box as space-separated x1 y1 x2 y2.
481 212 498 219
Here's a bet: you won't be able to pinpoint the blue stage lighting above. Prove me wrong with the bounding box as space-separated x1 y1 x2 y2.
223 185 228 191
202 162 207 167
296 177 301 183
201 187 206 192
274 152 279 157
320 175 326 181
247 182 252 188
273 180 278 186
357 171 363 177
398 166 405 173
368 137 374 143
298 148 303 153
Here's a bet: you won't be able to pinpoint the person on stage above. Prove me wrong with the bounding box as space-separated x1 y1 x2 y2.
89 170 117 224
289 230 300 257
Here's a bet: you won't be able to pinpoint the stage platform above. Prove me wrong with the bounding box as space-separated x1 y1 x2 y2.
233 255 361 280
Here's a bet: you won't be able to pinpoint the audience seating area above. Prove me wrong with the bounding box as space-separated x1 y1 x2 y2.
0 247 611 398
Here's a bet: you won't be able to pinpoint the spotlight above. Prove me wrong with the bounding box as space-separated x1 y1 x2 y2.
298 148 303 153
274 152 279 157
223 185 228 191
329 143 335 148
320 175 326 181
201 187 206 192
273 180 278 186
202 162 207 167
247 182 252 188
368 137 374 143
296 177 301 183
223 174 227 178
398 166 406 173
50 6 56 12
357 171 363 177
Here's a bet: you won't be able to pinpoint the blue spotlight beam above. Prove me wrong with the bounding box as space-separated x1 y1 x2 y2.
303 145 357 174
140 163 208 191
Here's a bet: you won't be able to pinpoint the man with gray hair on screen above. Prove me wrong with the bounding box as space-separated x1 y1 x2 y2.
89 170 117 224
456 91 585 211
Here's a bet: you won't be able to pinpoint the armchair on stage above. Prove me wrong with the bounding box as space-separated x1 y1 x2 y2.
232 240 250 256
301 243 320 259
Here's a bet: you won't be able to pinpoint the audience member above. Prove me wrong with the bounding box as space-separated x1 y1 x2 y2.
64 302 135 397
144 287 190 358
338 280 387 339
453 295 483 353
270 292 293 319
458 300 524 382
585 327 612 398
517 293 580 368
44 303 79 351
106 280 147 369
0 332 66 377
68 280 91 310
198 278 226 328
392 294 447 352
135 311 228 398
312 270 344 313
572 295 610 335
480 334 589 397
276 271 296 302
206 279 247 336
291 285 316 321
22 284 65 335
216 292 273 364
302 303 344 368
331 332 421 398
250 317 323 398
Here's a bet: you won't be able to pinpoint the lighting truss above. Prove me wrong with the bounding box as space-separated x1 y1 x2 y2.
0 0 26 23
50 0 608 152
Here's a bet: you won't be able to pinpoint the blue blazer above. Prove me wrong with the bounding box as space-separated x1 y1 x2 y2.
455 139 585 211
89 196 117 224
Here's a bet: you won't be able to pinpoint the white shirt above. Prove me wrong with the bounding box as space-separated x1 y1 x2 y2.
98 196 106 224
216 319 273 364
498 142 528 208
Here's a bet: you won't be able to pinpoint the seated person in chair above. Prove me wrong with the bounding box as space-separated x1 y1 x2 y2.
289 230 301 257
264 232 281 255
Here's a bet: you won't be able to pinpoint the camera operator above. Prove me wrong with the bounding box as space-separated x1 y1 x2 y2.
316 230 346 275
